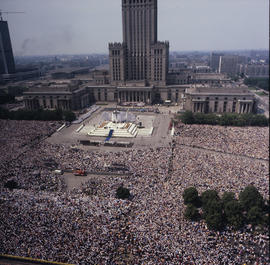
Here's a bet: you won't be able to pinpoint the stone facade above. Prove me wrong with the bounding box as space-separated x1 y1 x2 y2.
190 73 231 86
23 80 91 111
185 87 256 114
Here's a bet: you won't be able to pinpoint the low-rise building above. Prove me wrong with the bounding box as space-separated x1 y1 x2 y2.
167 69 192 85
190 73 231 86
244 64 269 77
23 80 91 111
185 86 256 114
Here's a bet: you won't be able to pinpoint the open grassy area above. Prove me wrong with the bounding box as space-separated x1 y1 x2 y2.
255 91 267 96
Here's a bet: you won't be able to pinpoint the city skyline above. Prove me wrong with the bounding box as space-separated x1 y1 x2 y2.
1 0 269 56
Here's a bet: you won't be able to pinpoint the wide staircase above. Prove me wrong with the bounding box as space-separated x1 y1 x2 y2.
88 123 138 138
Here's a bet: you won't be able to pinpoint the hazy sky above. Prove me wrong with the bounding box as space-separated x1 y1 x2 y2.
1 0 269 56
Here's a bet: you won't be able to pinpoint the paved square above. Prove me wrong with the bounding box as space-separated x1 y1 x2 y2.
47 106 173 150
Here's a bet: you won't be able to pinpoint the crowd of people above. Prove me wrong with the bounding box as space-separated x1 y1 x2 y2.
175 124 269 160
0 119 269 264
0 120 64 192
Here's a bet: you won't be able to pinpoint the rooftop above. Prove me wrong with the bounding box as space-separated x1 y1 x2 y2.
193 73 229 80
187 86 253 96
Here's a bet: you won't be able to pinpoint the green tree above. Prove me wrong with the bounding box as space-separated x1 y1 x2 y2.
0 93 15 104
249 115 269 127
183 187 201 207
63 111 76 122
224 200 244 230
205 212 225 231
180 111 195 124
0 107 10 119
220 113 238 126
239 185 264 211
193 113 207 124
203 199 223 217
201 190 220 209
247 206 263 227
116 186 131 200
184 204 200 221
244 77 269 91
203 113 219 125
4 180 18 190
222 191 236 206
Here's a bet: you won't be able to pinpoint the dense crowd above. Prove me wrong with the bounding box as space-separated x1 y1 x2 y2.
0 120 63 192
175 124 269 160
0 119 269 264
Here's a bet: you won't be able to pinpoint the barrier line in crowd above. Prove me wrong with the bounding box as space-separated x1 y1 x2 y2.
75 124 84 133
56 124 66 132
0 254 74 265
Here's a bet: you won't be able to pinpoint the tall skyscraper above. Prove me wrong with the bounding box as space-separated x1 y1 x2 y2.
0 20 16 75
109 0 169 86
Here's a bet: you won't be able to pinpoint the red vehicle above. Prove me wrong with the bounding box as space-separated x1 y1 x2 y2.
73 169 87 176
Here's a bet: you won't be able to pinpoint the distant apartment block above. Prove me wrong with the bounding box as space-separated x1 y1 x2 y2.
241 64 269 77
218 55 239 76
210 53 224 72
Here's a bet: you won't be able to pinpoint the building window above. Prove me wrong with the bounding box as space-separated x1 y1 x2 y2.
232 101 236 113
205 97 210 113
105 89 107 101
223 101 227 112
167 91 171 100
214 101 218 112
